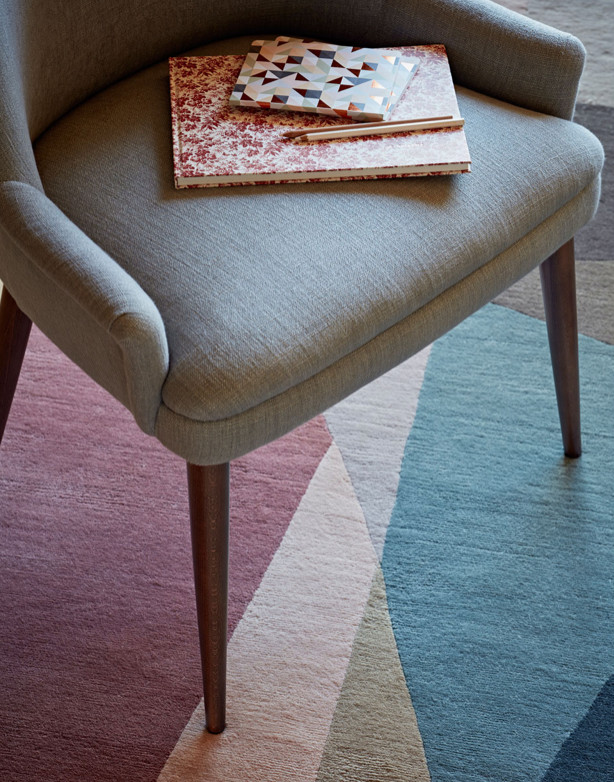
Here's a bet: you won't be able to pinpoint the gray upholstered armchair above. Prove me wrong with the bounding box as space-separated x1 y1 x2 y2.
0 0 603 734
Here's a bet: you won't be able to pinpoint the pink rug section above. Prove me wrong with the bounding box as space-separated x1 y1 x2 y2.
0 326 332 782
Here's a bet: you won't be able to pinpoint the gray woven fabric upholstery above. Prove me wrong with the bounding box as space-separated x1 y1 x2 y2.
1 0 586 146
31 35 603 454
0 181 168 432
0 2 605 464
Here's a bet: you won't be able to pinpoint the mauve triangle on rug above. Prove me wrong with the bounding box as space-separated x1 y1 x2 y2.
1 301 613 782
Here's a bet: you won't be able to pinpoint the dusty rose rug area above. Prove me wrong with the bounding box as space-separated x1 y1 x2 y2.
0 324 332 781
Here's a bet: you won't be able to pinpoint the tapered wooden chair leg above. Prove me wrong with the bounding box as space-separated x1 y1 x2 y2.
539 238 581 458
0 286 32 445
187 461 230 733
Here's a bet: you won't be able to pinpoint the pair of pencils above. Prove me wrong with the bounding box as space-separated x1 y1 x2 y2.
283 115 463 142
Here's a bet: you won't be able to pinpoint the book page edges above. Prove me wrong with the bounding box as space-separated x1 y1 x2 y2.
176 161 471 188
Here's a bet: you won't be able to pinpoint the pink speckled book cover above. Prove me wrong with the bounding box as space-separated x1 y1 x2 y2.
169 45 471 188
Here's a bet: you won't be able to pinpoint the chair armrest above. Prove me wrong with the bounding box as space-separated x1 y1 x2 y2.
372 0 585 119
0 180 169 434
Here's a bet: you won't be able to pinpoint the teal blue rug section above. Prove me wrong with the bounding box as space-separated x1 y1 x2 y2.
382 304 614 782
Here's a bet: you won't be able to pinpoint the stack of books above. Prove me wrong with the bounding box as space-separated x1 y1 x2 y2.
168 40 472 188
229 37 419 122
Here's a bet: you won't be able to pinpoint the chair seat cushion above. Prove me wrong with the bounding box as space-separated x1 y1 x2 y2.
34 36 603 425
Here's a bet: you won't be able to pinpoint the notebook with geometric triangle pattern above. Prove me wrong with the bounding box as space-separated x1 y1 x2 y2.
229 37 419 121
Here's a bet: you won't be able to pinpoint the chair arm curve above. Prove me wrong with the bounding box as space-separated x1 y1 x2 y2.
0 180 169 434
367 0 585 119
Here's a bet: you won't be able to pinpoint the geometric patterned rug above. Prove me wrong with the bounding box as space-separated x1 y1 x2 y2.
157 304 614 782
2 297 612 782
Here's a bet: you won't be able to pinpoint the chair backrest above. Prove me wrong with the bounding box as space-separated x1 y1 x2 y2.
2 0 247 143
1 0 426 144
1 0 584 170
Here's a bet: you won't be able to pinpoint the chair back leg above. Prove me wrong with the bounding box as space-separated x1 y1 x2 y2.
539 238 581 457
0 286 32 444
187 461 230 733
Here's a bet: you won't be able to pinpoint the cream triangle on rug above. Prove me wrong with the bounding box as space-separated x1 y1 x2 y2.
324 345 432 560
317 566 430 782
158 442 379 782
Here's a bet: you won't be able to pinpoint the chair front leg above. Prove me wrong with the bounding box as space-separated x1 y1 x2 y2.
187 461 230 734
539 238 581 457
0 286 32 445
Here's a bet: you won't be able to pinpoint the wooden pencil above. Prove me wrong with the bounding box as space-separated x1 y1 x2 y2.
291 117 464 142
282 114 454 139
